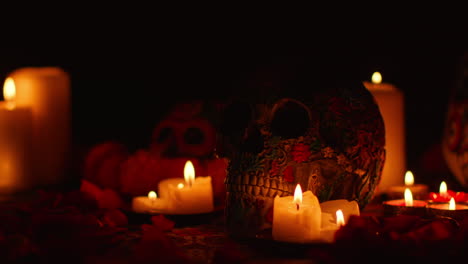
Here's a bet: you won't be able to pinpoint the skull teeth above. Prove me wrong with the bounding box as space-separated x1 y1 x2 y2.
226 170 292 198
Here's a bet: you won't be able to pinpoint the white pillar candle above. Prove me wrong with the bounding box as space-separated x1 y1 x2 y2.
9 67 71 187
363 72 406 194
272 184 322 243
0 78 33 194
158 160 214 214
132 191 168 213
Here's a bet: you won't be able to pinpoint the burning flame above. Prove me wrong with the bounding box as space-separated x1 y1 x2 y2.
404 188 413 207
3 77 16 109
449 197 455 210
293 184 302 210
184 160 195 187
148 191 157 200
3 77 15 101
439 181 447 196
404 171 414 186
371 72 382 84
336 209 345 226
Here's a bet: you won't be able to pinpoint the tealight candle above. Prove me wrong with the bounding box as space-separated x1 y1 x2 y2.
428 181 468 203
385 171 429 200
427 197 468 221
132 191 167 213
272 184 322 243
383 188 428 217
158 160 214 214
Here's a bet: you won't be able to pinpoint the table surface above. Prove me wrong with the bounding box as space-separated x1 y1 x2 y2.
1 191 466 264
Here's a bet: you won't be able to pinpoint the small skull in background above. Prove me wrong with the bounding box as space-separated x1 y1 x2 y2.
216 59 386 238
151 100 217 158
147 100 227 206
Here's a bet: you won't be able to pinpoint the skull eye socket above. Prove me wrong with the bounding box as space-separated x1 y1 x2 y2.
220 101 252 135
155 127 173 143
271 99 311 139
184 127 205 145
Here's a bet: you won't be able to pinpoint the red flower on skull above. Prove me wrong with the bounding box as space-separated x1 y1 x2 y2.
283 165 294 182
291 143 311 163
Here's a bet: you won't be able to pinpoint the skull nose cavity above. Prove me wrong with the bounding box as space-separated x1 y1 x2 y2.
184 127 205 145
271 99 311 139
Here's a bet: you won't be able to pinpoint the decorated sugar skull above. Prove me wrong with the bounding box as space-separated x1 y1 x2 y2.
216 60 386 238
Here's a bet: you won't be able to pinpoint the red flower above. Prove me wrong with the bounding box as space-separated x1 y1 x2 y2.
283 166 294 182
291 143 311 163
150 215 175 231
269 160 280 176
100 209 128 227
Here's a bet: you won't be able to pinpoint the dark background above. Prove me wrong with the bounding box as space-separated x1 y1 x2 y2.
1 21 466 190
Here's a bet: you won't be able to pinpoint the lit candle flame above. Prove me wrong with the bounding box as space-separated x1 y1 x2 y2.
439 181 447 196
449 197 455 210
3 77 16 109
148 191 157 200
336 209 345 226
404 171 414 186
371 72 382 84
184 160 195 187
293 184 302 210
404 188 413 207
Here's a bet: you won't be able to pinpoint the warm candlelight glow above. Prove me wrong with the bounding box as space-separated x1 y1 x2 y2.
293 184 303 210
184 160 195 187
177 183 184 189
449 197 455 210
3 77 16 109
439 181 447 196
404 171 414 186
371 72 382 84
148 191 157 200
336 209 345 226
404 188 413 206
3 77 16 101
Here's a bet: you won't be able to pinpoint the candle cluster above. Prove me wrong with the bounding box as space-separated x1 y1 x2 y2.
383 180 468 221
131 160 214 215
428 181 468 203
272 184 360 244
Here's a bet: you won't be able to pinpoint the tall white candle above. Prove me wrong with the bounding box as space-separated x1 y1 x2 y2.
272 184 322 243
0 78 33 194
363 72 406 194
158 160 214 214
9 67 71 187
